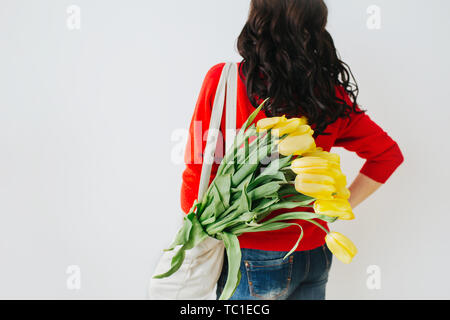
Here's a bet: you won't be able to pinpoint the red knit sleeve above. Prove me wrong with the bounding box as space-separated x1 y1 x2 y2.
334 87 405 184
180 63 226 214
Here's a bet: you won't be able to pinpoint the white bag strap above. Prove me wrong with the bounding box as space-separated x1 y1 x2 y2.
225 63 238 153
197 62 238 202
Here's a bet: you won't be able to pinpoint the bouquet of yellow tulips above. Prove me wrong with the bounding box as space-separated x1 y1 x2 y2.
154 99 357 300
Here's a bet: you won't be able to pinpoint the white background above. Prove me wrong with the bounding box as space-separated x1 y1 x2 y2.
0 0 449 299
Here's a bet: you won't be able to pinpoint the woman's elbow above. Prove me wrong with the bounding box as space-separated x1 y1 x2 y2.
392 142 405 168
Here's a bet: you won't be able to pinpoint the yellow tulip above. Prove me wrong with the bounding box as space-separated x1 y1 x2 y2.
290 124 315 137
291 155 351 201
325 232 357 264
302 150 341 172
306 147 341 163
335 173 347 188
291 156 330 170
295 175 336 200
291 157 341 179
298 173 335 185
291 158 342 179
331 173 350 199
272 118 302 137
278 134 316 156
294 167 342 181
256 116 286 131
334 185 351 200
313 199 355 220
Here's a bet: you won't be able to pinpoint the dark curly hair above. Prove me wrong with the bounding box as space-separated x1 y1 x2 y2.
237 0 366 137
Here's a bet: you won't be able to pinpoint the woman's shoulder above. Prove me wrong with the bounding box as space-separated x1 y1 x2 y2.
196 63 226 93
204 62 227 79
200 62 242 94
204 61 243 80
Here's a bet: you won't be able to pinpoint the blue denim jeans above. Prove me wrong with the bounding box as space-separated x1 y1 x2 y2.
216 244 333 300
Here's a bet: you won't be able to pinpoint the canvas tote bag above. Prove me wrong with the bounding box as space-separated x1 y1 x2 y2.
148 62 238 300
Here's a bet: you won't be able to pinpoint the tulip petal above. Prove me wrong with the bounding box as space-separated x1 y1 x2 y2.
290 124 314 137
272 118 302 137
291 166 342 179
278 134 316 156
331 232 358 256
296 173 336 185
291 156 331 169
298 116 309 126
256 116 286 131
326 236 353 264
334 185 351 200
325 232 357 264
313 199 354 220
295 178 336 199
303 150 341 164
339 212 355 220
335 173 347 188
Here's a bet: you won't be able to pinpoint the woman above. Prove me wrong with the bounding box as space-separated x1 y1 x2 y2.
181 0 404 300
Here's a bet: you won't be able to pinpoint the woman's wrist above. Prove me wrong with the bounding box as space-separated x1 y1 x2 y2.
348 173 383 209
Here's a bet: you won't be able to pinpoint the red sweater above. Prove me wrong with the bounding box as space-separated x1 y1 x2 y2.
180 62 404 252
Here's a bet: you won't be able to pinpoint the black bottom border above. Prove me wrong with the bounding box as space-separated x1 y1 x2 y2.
0 300 448 318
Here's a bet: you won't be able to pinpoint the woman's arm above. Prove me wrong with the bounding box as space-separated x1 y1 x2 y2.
348 173 383 209
333 87 405 210
180 63 226 214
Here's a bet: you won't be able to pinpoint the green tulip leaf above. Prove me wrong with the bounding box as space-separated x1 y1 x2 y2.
249 172 286 191
247 182 281 200
153 245 186 279
218 232 242 300
164 212 194 251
